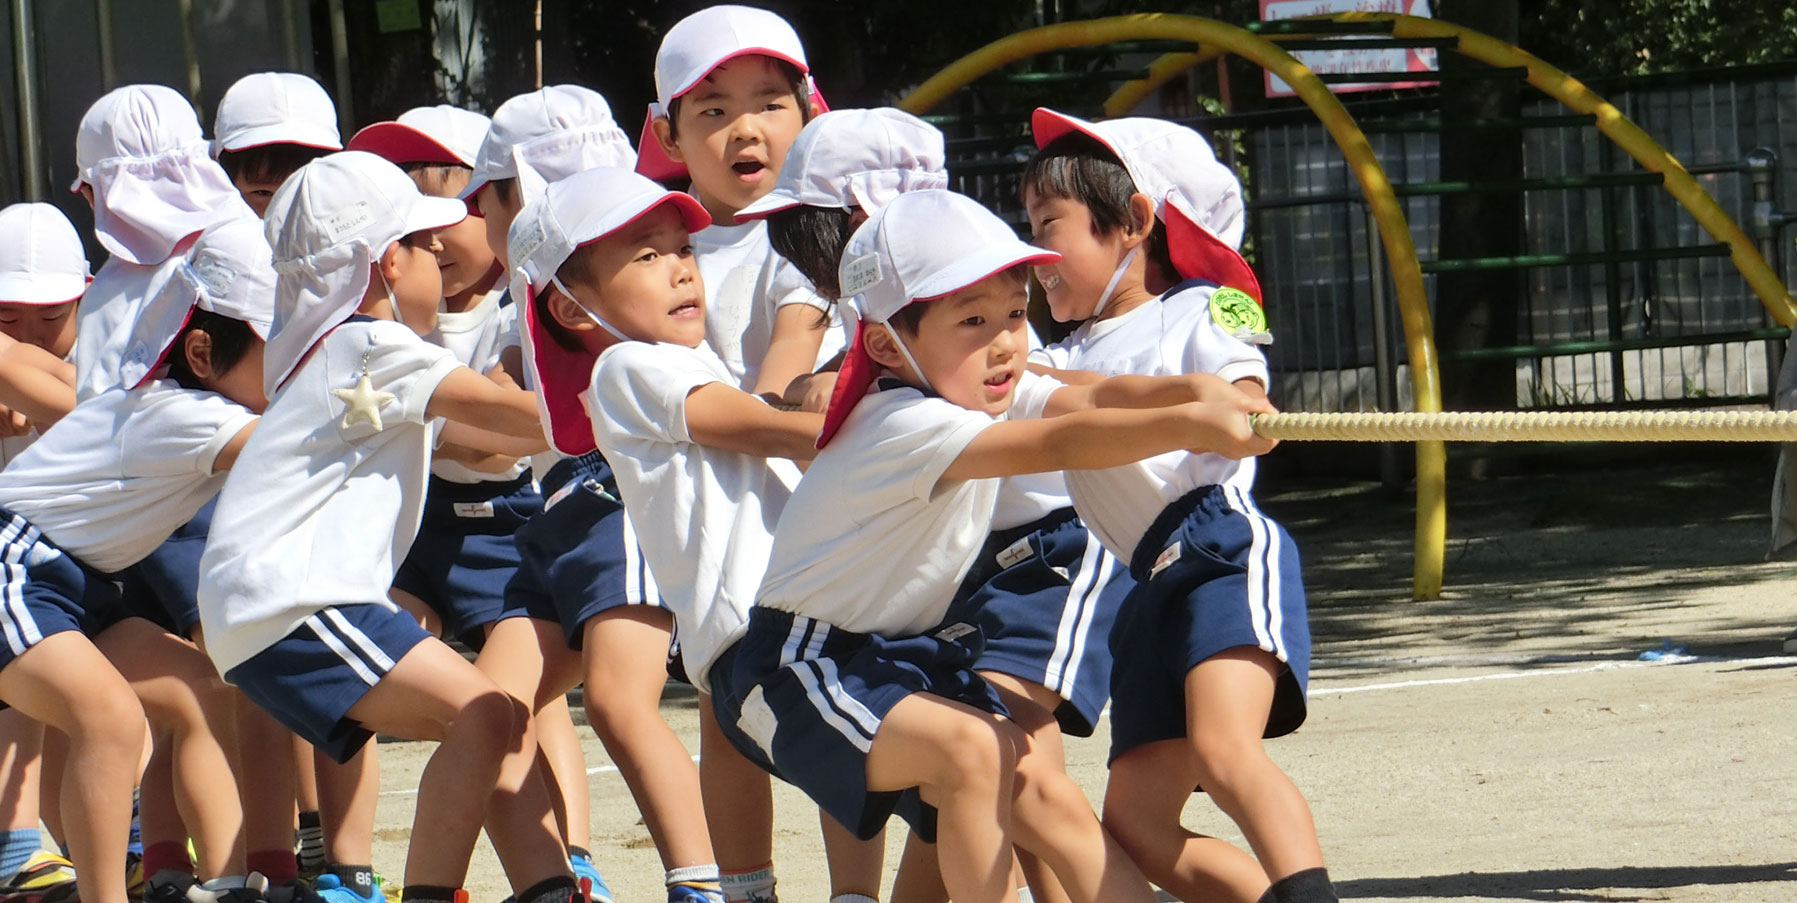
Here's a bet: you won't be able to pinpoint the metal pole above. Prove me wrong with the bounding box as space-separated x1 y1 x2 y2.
94 0 116 88
1744 148 1787 401
177 0 201 111
11 0 44 201
326 0 353 137
279 0 302 70
1365 206 1401 488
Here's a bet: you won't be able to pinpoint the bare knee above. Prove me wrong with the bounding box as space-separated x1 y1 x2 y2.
1188 730 1268 797
446 687 527 746
929 715 1014 798
67 685 146 753
582 682 650 744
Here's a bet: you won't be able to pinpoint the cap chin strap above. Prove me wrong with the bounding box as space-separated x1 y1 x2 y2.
1090 246 1138 321
881 321 933 394
550 274 631 342
377 268 405 328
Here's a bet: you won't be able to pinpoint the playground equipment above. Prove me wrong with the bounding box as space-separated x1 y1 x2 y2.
898 12 1796 600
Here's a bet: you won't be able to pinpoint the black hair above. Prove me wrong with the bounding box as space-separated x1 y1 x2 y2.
886 264 1030 336
217 143 330 185
164 309 259 391
766 204 854 300
664 58 813 143
534 245 601 353
1021 132 1176 284
401 161 474 197
488 176 519 208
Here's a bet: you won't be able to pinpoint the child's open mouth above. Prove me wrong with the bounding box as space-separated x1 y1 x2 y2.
669 299 701 319
984 372 1014 393
732 161 766 182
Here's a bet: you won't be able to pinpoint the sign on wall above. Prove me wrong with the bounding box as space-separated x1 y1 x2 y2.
1260 0 1436 97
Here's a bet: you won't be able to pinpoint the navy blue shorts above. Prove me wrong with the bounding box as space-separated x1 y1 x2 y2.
502 452 664 649
1107 484 1310 764
710 607 1008 843
393 473 541 649
946 508 1131 737
0 511 100 680
225 603 432 763
94 498 215 638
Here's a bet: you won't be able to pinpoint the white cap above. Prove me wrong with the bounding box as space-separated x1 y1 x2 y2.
637 4 820 181
734 108 947 223
261 150 467 394
1030 108 1259 300
121 213 278 389
70 85 248 265
0 203 92 305
818 190 1058 447
462 86 635 209
211 72 343 157
347 104 491 168
508 166 710 456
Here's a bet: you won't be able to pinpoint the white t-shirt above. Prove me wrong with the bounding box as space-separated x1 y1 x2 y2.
0 381 254 573
199 318 460 675
692 220 842 392
755 372 1060 638
1030 282 1270 561
425 286 527 484
74 256 185 402
587 341 800 691
993 325 1072 531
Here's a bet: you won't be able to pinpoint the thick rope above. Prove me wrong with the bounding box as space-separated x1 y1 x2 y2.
1251 410 1797 442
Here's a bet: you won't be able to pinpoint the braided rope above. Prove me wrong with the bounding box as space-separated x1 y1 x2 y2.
1250 410 1797 442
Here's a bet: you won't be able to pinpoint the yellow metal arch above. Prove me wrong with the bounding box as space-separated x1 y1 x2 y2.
898 14 1450 599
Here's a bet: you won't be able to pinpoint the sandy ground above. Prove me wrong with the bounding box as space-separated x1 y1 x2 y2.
368 450 1797 902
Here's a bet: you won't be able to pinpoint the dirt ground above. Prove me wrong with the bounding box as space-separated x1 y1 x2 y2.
369 448 1797 903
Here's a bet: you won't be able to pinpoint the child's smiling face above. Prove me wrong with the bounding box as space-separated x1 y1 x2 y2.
1023 185 1133 323
660 54 808 222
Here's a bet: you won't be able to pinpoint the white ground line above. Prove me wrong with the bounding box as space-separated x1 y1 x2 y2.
380 654 1796 796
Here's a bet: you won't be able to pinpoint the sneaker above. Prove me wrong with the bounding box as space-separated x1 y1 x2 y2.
1785 626 1797 654
267 879 330 903
2 853 78 893
187 874 271 903
568 856 612 903
145 873 199 903
127 851 146 899
665 885 723 903
314 872 384 903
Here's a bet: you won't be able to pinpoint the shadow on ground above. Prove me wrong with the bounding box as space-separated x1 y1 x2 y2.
1334 861 1797 901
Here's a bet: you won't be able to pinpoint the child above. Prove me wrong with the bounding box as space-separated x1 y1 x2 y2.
642 4 840 400
1022 110 1330 903
0 202 86 460
711 188 1275 903
195 151 572 903
211 72 343 216
0 204 279 903
69 84 250 402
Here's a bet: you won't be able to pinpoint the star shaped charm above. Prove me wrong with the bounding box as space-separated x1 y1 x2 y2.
333 371 396 431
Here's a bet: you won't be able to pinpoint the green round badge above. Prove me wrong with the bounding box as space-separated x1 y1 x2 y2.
1209 287 1266 333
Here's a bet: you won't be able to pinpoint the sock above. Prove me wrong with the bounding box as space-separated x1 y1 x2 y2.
828 895 876 903
327 864 378 900
400 885 461 903
1016 888 1035 903
1258 868 1337 903
248 849 299 886
296 811 325 875
0 827 39 879
718 865 775 903
144 842 194 881
665 865 722 903
200 876 249 891
515 876 577 903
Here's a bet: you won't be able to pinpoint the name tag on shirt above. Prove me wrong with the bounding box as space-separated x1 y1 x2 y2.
453 501 495 519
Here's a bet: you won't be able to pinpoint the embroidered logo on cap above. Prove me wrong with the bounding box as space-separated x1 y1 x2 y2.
190 258 236 297
839 253 882 298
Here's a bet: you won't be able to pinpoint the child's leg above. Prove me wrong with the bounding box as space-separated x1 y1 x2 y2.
0 709 46 876
1102 740 1267 902
580 608 712 871
473 617 581 858
97 618 245 881
190 624 301 888
695 694 772 901
0 632 146 903
889 832 947 903
1183 649 1325 882
865 694 1018 903
344 636 567 892
137 742 193 886
819 814 884 903
979 674 1071 903
316 745 378 877
36 726 66 853
533 695 590 852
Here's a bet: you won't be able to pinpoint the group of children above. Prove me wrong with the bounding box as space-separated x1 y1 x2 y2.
0 5 1336 903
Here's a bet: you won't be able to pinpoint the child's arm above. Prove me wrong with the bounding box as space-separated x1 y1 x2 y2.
684 382 824 461
212 422 258 472
424 366 545 443
435 421 548 458
751 305 831 400
1042 372 1266 417
942 397 1275 483
0 336 76 427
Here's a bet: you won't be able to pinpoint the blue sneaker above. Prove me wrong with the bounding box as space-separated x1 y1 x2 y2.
665 885 723 903
569 855 612 903
315 873 385 903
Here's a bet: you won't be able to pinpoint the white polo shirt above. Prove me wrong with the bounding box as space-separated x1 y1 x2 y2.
425 286 527 484
586 340 800 692
199 317 460 675
755 371 1060 638
0 381 255 573
693 219 842 391
1031 282 1270 561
